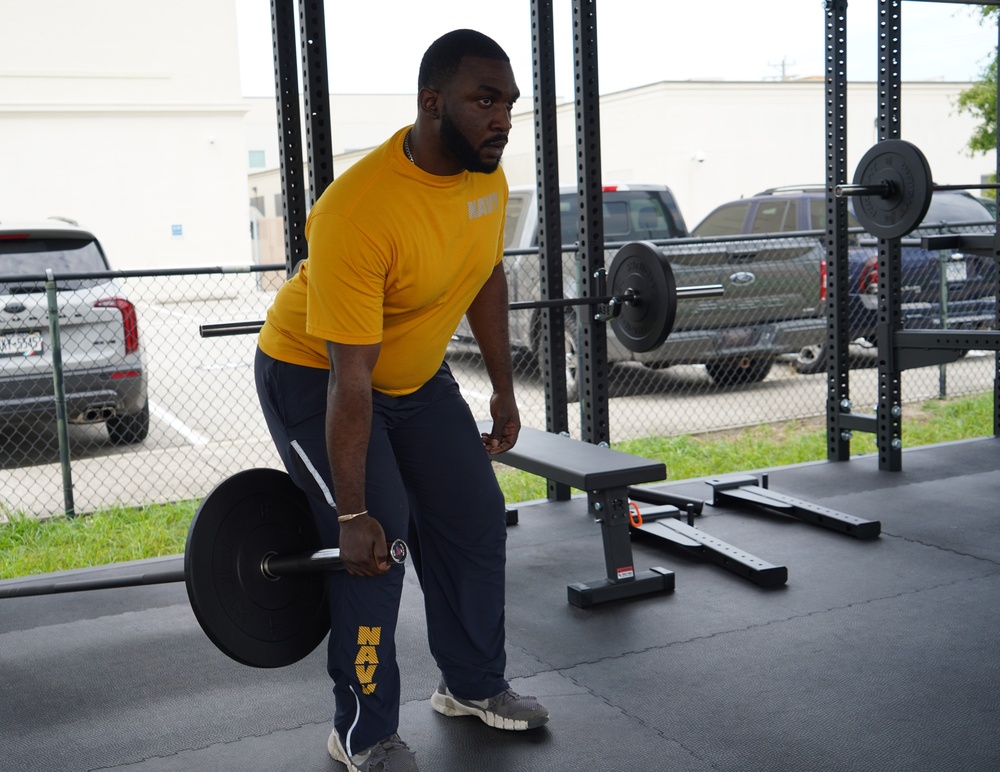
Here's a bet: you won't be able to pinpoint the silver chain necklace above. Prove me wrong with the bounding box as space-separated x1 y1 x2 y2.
403 130 415 164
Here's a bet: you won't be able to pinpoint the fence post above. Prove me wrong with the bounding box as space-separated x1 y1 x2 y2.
45 269 75 517
938 251 950 399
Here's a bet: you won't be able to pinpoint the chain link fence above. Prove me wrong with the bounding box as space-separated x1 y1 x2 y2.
1 230 996 518
452 227 998 441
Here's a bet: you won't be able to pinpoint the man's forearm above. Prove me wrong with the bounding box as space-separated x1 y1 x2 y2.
326 342 381 515
466 264 515 395
326 379 371 515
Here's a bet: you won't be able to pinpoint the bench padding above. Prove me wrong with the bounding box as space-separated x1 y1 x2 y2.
478 422 665 490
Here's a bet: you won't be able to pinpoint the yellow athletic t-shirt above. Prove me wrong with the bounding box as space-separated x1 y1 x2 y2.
258 125 507 396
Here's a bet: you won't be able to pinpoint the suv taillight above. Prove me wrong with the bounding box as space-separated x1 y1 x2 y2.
859 257 879 295
95 297 140 354
819 257 828 303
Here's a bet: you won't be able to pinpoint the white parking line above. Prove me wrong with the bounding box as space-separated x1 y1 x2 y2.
149 399 211 446
146 304 205 322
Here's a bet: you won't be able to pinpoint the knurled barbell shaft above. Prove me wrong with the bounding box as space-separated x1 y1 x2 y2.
261 539 407 580
507 282 723 311
932 184 1000 192
0 568 186 599
200 281 725 334
835 182 1000 199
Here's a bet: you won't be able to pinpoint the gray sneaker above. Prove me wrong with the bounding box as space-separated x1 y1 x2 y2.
327 729 419 772
430 681 549 730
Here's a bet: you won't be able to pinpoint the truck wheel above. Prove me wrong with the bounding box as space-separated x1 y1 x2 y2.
705 358 773 387
107 403 150 445
792 344 828 375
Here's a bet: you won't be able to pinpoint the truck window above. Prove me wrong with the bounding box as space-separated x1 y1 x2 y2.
529 190 684 247
560 199 577 245
751 201 791 233
809 197 862 231
693 202 750 237
633 203 666 237
809 197 863 244
603 201 630 239
504 194 527 248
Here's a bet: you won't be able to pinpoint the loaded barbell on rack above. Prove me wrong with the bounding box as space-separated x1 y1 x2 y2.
835 138 1000 240
200 241 725 355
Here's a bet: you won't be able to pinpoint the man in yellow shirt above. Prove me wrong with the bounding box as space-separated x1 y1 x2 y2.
255 29 548 772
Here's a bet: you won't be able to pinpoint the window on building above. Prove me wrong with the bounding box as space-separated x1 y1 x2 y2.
249 150 266 169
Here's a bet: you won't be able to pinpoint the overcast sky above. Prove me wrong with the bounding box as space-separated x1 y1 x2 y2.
234 1 998 97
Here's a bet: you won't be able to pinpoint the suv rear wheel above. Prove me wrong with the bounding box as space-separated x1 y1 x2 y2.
705 357 773 386
107 404 150 445
792 344 827 375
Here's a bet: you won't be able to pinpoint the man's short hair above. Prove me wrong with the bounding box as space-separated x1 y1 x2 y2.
418 29 510 90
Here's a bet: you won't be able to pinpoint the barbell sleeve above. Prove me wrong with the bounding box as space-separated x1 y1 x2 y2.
676 284 726 299
835 182 894 198
200 320 265 337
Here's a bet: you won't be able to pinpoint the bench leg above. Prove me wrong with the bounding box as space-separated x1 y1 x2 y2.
567 485 675 608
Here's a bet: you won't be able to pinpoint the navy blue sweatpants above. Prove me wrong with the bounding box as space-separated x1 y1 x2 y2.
254 348 509 754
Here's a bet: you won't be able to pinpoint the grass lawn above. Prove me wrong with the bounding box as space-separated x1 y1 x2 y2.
1 392 993 580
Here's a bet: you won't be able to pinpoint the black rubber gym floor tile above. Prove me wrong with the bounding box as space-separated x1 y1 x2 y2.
1 437 998 771
565 573 1000 772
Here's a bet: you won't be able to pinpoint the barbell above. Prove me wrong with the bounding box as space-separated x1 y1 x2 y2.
184 467 407 668
835 139 999 240
509 240 723 353
200 241 725 355
0 467 405 668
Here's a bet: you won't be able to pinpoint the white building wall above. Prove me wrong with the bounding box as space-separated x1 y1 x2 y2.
2 0 992 272
250 80 994 234
500 80 996 227
0 0 250 269
244 94 418 218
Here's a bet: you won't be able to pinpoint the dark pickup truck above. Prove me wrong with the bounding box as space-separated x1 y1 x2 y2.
693 187 998 373
451 183 827 395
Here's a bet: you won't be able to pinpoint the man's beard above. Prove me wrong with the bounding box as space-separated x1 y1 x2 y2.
440 109 502 174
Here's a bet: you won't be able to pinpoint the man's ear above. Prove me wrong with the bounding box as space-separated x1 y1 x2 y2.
417 87 441 120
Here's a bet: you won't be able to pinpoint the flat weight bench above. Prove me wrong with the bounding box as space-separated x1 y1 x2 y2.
478 422 674 608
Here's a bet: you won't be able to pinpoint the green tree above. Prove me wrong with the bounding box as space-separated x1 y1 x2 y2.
956 7 1000 155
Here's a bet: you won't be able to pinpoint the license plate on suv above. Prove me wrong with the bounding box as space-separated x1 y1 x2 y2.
0 330 44 357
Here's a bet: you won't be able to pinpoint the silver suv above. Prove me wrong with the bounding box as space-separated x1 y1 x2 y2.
0 219 149 444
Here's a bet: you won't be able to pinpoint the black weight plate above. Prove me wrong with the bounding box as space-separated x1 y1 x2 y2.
185 468 330 668
607 241 677 352
852 139 933 239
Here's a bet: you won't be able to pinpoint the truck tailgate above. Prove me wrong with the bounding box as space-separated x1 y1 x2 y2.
658 237 824 331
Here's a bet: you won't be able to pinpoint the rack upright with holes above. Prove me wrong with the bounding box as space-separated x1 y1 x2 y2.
824 0 1000 471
